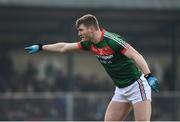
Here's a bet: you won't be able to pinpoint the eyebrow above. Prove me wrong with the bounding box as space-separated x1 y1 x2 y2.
78 28 83 31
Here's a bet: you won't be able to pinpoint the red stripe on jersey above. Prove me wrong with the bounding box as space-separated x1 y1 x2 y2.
100 29 105 42
121 48 127 54
120 43 131 54
77 42 83 50
91 45 114 56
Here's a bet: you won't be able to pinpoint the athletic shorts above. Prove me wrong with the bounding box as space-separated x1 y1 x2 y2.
112 74 151 104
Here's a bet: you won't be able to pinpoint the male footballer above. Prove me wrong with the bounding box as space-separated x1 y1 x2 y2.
25 14 159 121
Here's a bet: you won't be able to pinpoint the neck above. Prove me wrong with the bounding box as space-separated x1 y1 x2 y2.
91 29 102 44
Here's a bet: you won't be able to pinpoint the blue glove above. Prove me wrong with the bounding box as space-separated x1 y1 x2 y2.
24 44 42 54
145 73 160 92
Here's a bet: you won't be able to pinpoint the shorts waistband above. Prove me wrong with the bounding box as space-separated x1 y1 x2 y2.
116 74 143 88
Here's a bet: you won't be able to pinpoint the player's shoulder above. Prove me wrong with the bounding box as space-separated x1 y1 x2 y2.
104 31 126 46
79 40 93 50
104 31 122 39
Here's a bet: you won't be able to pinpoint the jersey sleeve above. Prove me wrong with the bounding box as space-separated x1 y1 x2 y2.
77 40 92 50
108 36 128 54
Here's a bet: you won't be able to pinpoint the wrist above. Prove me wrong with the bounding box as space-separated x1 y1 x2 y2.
144 73 153 79
38 44 43 50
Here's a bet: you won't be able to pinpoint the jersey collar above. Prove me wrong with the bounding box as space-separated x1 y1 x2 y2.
99 28 105 42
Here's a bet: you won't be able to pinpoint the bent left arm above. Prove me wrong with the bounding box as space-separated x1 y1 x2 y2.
123 44 159 92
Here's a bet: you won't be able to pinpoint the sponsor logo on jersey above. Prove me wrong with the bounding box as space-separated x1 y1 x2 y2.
90 45 114 64
96 54 114 64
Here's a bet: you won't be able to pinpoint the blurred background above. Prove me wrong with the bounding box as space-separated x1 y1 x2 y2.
0 0 180 121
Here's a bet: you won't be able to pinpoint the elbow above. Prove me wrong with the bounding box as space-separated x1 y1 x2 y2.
59 48 66 53
60 43 68 53
59 45 68 53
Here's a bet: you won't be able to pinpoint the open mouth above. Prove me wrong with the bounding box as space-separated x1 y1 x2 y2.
80 35 85 40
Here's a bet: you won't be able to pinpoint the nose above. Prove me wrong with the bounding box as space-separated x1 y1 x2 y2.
78 31 81 36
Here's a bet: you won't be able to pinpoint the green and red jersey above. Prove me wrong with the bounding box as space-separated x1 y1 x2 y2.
77 30 142 88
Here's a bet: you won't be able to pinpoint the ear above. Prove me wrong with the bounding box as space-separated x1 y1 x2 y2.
89 26 95 32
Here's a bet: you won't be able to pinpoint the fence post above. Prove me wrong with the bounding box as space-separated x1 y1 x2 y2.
66 93 74 120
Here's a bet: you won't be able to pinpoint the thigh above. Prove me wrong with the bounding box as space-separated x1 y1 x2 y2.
104 101 132 121
133 100 151 121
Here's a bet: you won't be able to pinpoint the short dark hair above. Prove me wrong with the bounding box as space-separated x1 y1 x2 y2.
75 14 99 30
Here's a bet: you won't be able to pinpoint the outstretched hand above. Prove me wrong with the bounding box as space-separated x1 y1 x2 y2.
24 44 42 54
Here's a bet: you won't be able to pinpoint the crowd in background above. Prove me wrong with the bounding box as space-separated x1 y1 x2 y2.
0 52 174 120
0 52 173 93
0 52 114 93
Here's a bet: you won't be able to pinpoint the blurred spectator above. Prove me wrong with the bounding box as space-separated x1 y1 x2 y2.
0 52 15 92
54 69 68 91
18 61 38 92
73 74 86 91
83 73 99 91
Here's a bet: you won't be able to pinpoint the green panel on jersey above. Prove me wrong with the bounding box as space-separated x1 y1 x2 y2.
79 31 142 88
94 39 109 48
105 31 126 53
80 41 92 50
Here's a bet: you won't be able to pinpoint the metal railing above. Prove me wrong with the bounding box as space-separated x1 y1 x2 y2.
0 91 180 121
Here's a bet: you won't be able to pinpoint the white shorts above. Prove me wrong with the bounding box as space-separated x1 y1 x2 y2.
112 74 151 104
